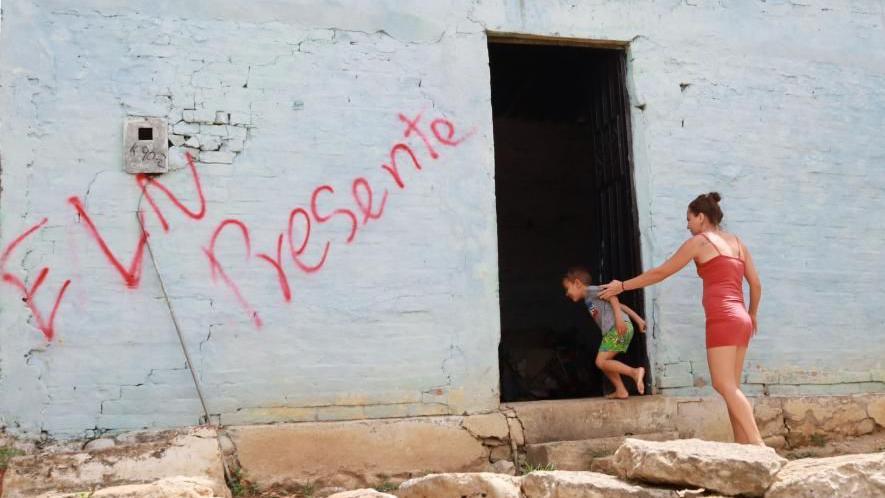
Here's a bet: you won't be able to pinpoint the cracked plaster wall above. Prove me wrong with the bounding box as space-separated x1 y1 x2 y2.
471 0 885 398
1 0 884 438
0 0 497 438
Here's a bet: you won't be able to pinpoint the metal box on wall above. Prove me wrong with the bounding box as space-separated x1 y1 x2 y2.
123 117 168 174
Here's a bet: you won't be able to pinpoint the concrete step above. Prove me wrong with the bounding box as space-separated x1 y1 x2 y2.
525 431 680 471
505 395 678 444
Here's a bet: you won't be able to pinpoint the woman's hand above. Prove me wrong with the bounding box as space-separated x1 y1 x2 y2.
598 280 624 300
751 313 758 336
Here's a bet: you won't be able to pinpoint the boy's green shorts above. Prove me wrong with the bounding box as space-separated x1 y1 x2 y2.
599 321 634 353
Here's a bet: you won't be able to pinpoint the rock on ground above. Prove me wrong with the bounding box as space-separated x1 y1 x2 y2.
521 471 679 498
765 452 885 498
35 476 223 498
493 460 516 475
589 456 617 476
612 438 786 497
396 472 521 498
327 489 397 498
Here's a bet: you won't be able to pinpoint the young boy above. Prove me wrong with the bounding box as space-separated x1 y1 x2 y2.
563 266 646 399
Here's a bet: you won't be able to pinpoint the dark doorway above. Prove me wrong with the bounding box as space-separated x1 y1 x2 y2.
490 39 649 402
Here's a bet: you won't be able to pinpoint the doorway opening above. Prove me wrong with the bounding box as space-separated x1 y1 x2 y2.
490 38 649 402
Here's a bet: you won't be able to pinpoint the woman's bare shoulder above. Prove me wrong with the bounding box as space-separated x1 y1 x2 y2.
683 234 708 252
716 230 740 243
688 233 714 245
721 231 749 256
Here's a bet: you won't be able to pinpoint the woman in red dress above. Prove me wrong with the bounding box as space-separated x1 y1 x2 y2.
598 192 764 445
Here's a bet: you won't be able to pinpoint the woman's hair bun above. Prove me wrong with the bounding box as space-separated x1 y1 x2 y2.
708 192 721 203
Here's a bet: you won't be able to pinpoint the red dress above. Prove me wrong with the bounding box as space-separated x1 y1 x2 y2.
696 234 753 349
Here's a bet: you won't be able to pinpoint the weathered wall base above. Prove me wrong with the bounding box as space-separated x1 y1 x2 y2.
3 393 884 495
225 413 516 490
1 427 229 498
221 393 885 490
674 394 885 449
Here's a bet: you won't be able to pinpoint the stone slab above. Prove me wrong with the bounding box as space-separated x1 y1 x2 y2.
397 473 521 498
36 476 224 498
521 471 678 498
766 452 885 498
462 413 510 440
505 396 678 444
612 438 786 497
228 417 488 489
526 431 679 471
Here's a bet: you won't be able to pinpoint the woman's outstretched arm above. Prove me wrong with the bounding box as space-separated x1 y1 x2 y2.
598 235 702 299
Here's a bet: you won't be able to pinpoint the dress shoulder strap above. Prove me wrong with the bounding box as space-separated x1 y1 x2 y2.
699 232 722 255
736 236 744 260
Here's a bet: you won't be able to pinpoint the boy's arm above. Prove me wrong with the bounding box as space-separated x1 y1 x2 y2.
620 303 641 323
620 303 647 332
608 296 627 335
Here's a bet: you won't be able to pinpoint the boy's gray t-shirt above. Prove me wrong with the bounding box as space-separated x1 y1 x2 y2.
584 285 630 332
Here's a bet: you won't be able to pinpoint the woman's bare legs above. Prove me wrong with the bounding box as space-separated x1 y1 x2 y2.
725 346 751 443
708 346 763 445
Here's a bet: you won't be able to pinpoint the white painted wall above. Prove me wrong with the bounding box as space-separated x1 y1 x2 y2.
1 0 883 438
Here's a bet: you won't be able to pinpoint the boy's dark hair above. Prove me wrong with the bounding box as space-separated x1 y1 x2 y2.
563 266 592 285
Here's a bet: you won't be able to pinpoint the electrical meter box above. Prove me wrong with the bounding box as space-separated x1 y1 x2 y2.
123 117 168 174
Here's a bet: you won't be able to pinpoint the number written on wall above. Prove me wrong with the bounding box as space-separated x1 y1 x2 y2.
129 142 166 170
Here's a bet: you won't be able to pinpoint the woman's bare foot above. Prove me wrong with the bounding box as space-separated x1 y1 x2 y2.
633 367 646 395
606 392 629 399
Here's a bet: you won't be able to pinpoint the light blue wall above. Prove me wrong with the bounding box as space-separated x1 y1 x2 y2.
0 0 500 437
1 0 883 438
479 0 884 397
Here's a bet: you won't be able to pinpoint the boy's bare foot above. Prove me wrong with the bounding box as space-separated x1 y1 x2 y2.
633 367 646 395
606 392 629 399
